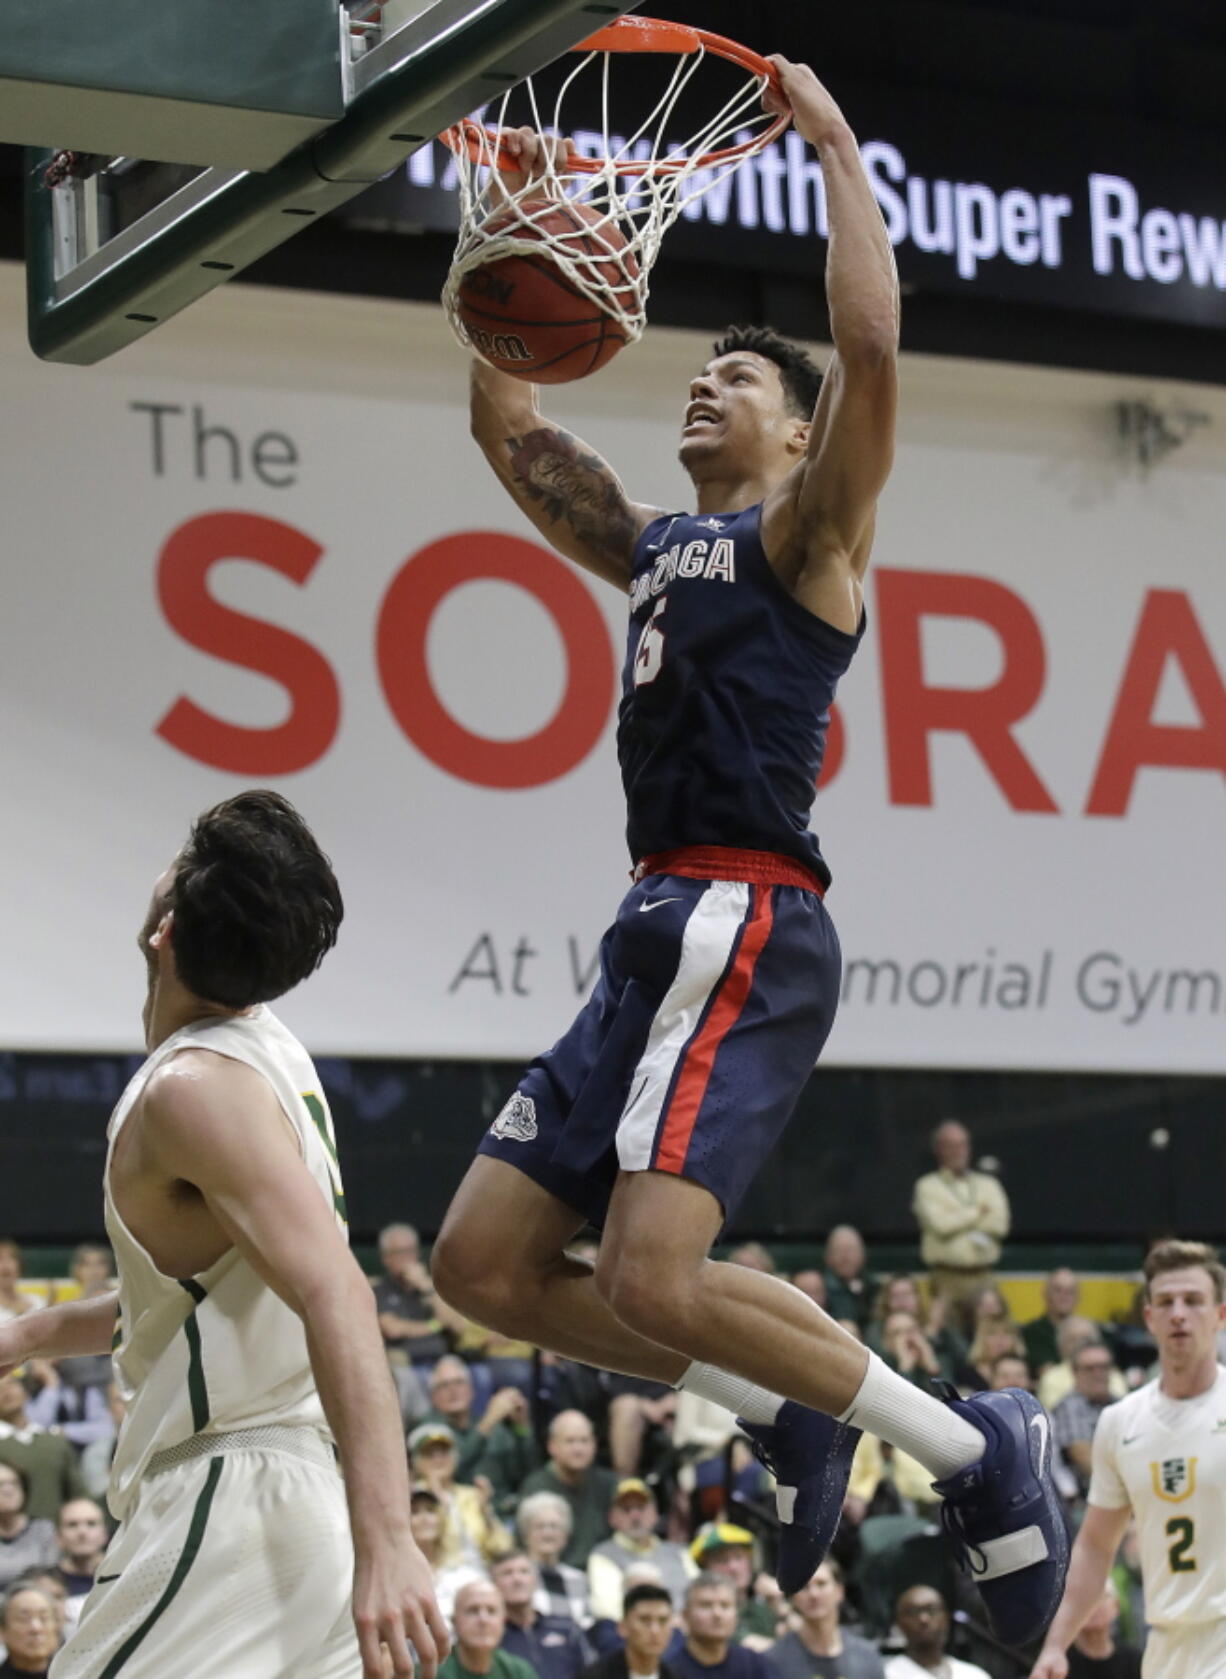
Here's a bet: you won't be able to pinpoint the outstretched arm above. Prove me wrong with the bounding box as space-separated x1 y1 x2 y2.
467 129 664 588
763 60 899 631
1029 1502 1131 1679
471 359 661 587
0 1292 119 1376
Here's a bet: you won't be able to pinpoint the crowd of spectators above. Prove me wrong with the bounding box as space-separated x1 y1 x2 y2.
0 1128 1162 1676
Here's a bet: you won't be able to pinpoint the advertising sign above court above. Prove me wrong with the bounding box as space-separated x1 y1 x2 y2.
348 83 1226 335
0 279 1223 1074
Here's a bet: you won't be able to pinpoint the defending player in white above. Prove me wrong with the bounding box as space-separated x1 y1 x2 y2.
1031 1239 1226 1679
0 791 448 1679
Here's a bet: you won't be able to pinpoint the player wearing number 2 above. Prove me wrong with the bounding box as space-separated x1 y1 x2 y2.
1031 1240 1226 1679
435 57 1066 1648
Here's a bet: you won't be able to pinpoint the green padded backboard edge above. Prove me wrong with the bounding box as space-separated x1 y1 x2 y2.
26 0 637 364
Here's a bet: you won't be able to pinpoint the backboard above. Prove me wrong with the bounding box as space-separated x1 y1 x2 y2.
23 0 639 364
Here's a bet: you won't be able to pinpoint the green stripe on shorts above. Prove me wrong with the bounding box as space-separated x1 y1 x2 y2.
98 1453 224 1677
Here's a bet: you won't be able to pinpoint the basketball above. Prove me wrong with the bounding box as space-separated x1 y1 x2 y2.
454 199 639 384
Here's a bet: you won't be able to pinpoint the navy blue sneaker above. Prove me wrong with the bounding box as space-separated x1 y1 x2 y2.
934 1386 1069 1648
738 1401 862 1593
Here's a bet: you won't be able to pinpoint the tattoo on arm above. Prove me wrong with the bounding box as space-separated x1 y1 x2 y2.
506 427 636 570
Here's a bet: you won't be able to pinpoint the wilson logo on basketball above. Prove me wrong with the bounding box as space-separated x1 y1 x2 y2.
467 327 533 364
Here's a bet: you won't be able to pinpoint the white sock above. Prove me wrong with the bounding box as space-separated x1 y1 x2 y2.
838 1351 985 1480
677 1361 784 1425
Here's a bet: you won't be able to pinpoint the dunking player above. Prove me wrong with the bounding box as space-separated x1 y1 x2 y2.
1032 1241 1226 1679
0 793 448 1679
433 59 1064 1646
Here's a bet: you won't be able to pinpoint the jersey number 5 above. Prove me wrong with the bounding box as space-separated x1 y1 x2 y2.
633 598 666 687
1166 1515 1196 1573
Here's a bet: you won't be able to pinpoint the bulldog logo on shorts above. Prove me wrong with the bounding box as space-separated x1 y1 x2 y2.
491 1092 538 1142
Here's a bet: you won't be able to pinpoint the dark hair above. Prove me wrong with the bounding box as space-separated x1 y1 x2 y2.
711 324 823 419
1145 1239 1226 1303
623 1582 674 1615
168 790 342 1009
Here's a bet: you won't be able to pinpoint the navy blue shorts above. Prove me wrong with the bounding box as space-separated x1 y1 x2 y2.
478 853 842 1227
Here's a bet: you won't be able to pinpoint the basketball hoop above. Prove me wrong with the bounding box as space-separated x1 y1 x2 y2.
439 16 789 358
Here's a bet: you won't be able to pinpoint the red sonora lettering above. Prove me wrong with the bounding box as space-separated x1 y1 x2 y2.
155 511 340 774
377 530 615 789
1086 588 1226 817
876 568 1058 812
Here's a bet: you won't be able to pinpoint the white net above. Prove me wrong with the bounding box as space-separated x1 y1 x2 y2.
440 35 784 353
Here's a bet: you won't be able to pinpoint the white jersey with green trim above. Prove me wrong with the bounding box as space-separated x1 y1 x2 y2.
103 1006 346 1521
1087 1365 1226 1627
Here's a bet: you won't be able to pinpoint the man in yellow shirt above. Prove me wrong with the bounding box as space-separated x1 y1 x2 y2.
912 1122 1010 1329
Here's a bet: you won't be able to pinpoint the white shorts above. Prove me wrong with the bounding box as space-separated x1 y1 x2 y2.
1143 1620 1226 1679
51 1427 360 1679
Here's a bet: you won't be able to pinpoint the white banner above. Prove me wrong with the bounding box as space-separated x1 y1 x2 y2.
1 269 1223 1071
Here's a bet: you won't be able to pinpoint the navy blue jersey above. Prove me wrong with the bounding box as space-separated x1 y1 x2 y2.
617 503 864 887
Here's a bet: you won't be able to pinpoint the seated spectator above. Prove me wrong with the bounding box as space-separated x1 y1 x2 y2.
968 1320 1027 1390
0 1582 61 1677
517 1490 592 1626
410 1485 487 1625
1066 1582 1141 1678
878 1313 947 1391
375 1222 461 1372
0 1245 40 1326
53 1246 113 1306
766 1559 884 1679
883 1586 989 1679
439 1579 536 1679
788 1271 827 1309
589 1480 697 1620
24 1357 113 1453
519 1413 618 1569
588 1562 675 1658
424 1357 539 1506
868 1278 973 1388
688 1525 774 1646
410 1422 512 1565
79 1385 125 1507
674 1573 772 1679
494 1549 592 1679
823 1229 877 1331
7 1568 68 1646
986 1354 1032 1393
582 1581 679 1679
1052 1342 1117 1498
727 1245 776 1275
1021 1268 1082 1378
0 1469 56 1592
0 1377 84 1523
51 1501 107 1633
1037 1319 1127 1411
967 1284 1014 1338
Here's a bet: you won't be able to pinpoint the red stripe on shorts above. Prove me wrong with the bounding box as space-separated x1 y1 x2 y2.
652 885 776 1177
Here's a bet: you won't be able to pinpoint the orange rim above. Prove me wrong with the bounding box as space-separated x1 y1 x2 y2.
440 14 790 174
